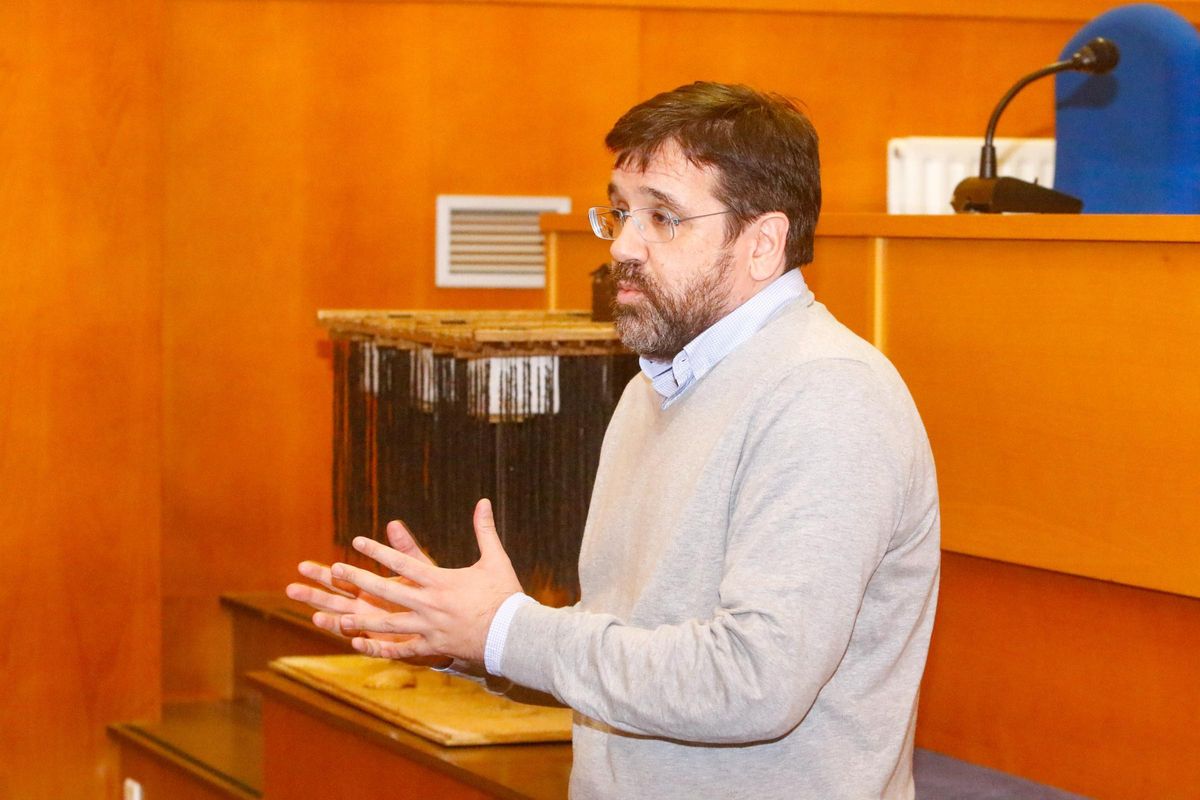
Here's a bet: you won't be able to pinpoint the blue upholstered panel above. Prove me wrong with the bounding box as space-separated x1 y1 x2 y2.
1055 4 1200 213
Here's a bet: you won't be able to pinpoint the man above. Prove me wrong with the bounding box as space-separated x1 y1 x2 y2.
288 82 940 799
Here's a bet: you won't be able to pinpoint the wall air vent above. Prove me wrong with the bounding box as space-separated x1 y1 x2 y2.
435 194 571 288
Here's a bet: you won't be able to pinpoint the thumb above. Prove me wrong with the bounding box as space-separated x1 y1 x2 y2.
473 498 508 562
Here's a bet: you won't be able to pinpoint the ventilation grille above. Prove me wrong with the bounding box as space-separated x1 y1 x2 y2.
435 194 571 288
887 137 1056 214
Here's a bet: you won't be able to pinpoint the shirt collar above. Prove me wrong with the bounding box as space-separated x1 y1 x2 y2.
639 268 810 407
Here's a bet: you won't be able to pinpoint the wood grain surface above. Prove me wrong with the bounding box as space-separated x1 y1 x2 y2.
255 670 572 800
920 553 1200 798
0 2 164 797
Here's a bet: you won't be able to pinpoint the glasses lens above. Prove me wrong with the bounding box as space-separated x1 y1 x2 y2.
588 207 621 240
634 208 675 243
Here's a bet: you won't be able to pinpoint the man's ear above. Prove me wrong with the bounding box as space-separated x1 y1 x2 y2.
748 213 790 282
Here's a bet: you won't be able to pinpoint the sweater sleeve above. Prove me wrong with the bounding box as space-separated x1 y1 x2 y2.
499 360 909 744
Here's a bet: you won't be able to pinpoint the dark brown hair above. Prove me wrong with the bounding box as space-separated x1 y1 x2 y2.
605 82 821 268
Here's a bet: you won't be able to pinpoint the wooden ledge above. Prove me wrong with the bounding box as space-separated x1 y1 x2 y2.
109 701 262 799
814 213 1200 243
250 670 571 800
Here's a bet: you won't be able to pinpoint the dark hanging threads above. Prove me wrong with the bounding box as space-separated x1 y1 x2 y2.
326 312 638 604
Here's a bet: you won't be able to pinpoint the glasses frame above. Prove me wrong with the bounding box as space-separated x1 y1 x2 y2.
588 206 733 243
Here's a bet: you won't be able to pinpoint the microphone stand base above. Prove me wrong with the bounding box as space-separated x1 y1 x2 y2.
952 177 1083 214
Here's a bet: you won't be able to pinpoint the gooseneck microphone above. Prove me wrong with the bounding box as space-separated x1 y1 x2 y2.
952 37 1120 213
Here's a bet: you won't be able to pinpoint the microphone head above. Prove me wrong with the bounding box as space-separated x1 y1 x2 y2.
1071 37 1120 73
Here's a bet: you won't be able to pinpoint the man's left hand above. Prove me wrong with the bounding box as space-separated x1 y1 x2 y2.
331 498 523 664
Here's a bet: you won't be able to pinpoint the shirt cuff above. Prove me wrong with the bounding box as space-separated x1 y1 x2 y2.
485 592 537 676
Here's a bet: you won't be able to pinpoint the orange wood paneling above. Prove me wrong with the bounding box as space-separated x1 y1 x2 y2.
468 0 1200 23
262 697 493 799
639 10 1078 214
257 671 572 799
161 0 643 698
542 228 614 311
0 1 163 797
884 238 1200 597
817 211 1200 241
920 553 1200 799
116 743 254 800
802 235 877 341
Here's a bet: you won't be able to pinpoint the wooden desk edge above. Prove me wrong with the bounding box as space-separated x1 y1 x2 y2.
247 670 571 800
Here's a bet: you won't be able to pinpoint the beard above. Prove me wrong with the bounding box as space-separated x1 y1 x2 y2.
609 250 734 361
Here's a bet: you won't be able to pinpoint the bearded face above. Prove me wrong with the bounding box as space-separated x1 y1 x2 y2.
609 249 734 361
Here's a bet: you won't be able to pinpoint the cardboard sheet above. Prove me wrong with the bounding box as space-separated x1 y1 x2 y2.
270 654 573 746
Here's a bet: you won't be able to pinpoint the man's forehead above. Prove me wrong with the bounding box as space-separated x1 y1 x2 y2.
608 143 718 204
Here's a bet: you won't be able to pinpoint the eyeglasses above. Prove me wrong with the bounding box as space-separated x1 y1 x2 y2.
588 206 733 244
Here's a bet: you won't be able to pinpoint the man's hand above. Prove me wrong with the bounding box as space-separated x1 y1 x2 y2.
328 498 523 664
285 516 450 667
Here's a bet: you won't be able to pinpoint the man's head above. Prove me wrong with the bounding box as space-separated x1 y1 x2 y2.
597 82 821 360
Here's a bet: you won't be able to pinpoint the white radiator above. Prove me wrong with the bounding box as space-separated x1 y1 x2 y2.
887 136 1056 214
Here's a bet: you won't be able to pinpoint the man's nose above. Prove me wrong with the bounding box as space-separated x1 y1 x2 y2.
609 216 647 265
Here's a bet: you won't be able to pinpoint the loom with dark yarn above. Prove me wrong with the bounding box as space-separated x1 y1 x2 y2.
320 310 638 604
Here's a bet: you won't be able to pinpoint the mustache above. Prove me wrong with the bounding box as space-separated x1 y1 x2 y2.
609 260 648 290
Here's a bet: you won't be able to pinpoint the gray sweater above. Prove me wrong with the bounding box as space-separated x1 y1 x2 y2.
502 296 940 799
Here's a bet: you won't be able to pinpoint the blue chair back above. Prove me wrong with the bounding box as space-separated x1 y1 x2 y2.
1055 4 1200 213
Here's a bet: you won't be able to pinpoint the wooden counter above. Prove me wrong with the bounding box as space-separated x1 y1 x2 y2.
249 671 571 800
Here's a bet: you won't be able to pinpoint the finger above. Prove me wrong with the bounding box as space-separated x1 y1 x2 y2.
285 582 359 614
352 537 439 587
353 634 437 660
342 610 421 637
473 498 509 563
385 520 436 566
296 561 356 598
331 561 421 608
312 610 351 637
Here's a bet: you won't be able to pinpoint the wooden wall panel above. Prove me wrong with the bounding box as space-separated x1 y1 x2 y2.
920 553 1200 798
470 0 1200 22
0 2 163 797
806 236 875 340
162 0 643 698
884 239 1200 597
639 9 1076 213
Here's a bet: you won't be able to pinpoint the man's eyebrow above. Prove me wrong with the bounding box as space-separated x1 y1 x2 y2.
606 182 682 210
644 187 681 210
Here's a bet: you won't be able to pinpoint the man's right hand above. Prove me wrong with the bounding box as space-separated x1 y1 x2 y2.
285 519 452 668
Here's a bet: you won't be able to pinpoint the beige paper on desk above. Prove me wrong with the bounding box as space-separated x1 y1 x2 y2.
270 654 573 746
